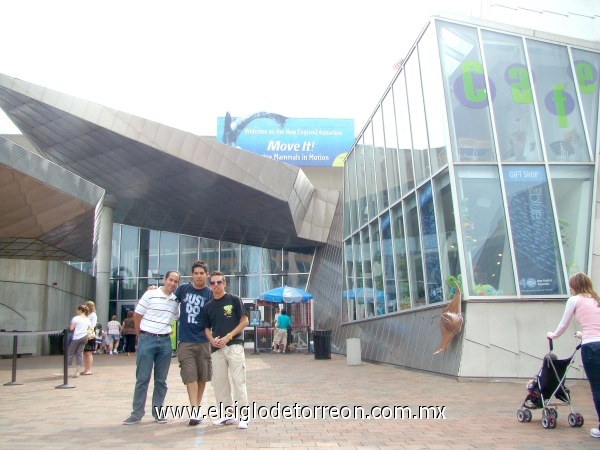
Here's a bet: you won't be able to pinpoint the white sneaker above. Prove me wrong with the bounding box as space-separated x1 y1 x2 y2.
237 419 249 429
275 350 281 353
591 428 600 438
213 417 236 426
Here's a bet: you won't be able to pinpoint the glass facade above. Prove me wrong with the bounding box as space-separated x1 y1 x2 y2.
71 224 314 313
342 18 599 322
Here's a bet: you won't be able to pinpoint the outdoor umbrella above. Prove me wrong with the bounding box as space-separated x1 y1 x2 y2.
258 286 312 303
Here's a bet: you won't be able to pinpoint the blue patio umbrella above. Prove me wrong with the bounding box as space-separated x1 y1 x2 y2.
258 286 312 303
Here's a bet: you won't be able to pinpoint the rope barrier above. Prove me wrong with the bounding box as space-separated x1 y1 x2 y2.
0 329 75 389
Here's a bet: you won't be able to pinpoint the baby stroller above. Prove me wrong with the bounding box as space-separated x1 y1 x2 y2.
517 339 585 429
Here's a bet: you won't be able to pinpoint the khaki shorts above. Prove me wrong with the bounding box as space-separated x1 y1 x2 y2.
273 328 288 345
177 342 212 384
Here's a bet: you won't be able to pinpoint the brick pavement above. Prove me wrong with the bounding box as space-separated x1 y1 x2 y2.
0 349 598 449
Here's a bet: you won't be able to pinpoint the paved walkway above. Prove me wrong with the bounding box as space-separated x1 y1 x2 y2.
0 349 598 449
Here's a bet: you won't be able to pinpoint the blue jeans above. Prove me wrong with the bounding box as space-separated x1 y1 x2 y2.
130 333 172 419
582 342 600 424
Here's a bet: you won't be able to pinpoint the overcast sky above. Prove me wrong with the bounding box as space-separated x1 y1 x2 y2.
0 0 482 137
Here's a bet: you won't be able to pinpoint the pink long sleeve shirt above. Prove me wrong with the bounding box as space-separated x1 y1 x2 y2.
549 294 600 345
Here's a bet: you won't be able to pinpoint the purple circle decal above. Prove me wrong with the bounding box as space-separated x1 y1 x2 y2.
544 89 575 116
504 63 534 84
453 71 496 109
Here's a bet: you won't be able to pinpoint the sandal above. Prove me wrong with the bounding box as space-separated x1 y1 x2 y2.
80 372 93 376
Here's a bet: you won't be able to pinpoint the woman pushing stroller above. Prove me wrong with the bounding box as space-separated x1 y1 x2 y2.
547 272 600 439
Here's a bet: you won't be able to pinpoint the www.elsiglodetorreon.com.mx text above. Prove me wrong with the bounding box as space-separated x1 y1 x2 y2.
154 402 446 420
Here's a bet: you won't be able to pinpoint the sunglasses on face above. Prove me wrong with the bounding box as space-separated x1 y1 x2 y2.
209 280 224 285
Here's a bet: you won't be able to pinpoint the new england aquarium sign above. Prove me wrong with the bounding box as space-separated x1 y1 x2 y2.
217 112 354 167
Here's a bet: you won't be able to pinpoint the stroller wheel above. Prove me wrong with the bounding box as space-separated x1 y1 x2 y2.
568 413 577 427
524 409 532 422
542 416 549 429
576 413 584 427
548 408 557 418
517 410 525 422
549 416 557 428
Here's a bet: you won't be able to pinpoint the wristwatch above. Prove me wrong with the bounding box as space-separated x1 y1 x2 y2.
226 333 233 340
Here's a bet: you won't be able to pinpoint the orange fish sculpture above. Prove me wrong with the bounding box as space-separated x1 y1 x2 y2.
433 287 463 355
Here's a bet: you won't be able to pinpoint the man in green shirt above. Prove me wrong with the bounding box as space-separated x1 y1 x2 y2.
273 310 291 353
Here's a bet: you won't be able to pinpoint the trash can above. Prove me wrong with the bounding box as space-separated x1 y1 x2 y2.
48 332 65 355
313 330 332 360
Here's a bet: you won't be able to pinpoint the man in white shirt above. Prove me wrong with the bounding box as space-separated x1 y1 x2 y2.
123 270 180 425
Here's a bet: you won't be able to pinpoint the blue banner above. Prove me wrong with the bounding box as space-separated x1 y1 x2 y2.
503 166 562 294
217 113 354 167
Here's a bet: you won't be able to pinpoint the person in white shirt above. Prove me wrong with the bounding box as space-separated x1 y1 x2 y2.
123 270 180 425
106 315 122 354
82 300 97 375
67 304 91 378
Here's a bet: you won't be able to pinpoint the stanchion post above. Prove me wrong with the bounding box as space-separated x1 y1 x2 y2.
4 334 23 386
55 328 75 389
252 326 259 355
306 326 312 355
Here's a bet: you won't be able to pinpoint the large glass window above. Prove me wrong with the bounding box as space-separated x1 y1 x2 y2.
363 130 378 221
503 166 565 295
226 275 239 297
219 241 240 274
158 231 178 277
405 54 430 185
148 230 159 275
549 166 594 276
481 30 541 162
240 275 260 299
241 245 261 274
352 234 364 319
405 195 426 307
437 21 495 163
346 147 362 236
391 203 410 310
527 40 589 162
283 250 312 273
138 228 151 285
355 142 368 228
419 183 443 304
372 106 388 214
200 238 218 273
382 90 402 204
284 273 309 290
420 24 450 170
370 221 384 315
380 212 397 313
264 248 282 274
433 172 460 300
111 224 120 277
455 166 516 296
343 152 356 236
120 225 140 300
360 228 374 318
572 48 600 157
261 275 281 295
393 73 415 193
179 235 198 276
343 241 355 322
